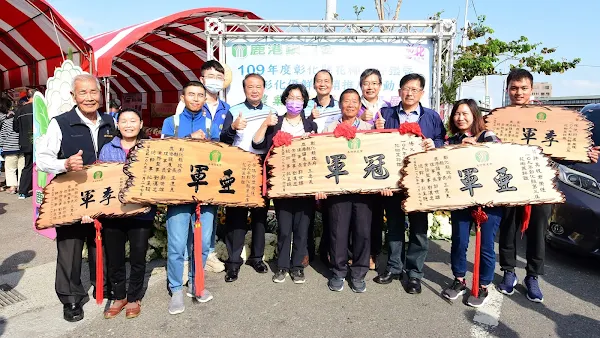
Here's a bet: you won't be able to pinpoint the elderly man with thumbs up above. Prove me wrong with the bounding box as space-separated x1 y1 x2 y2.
220 73 277 282
36 73 116 322
373 73 446 295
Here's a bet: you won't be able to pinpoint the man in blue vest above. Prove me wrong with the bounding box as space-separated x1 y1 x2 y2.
373 73 446 294
220 73 275 282
198 60 228 273
108 99 120 120
161 81 215 315
36 74 115 322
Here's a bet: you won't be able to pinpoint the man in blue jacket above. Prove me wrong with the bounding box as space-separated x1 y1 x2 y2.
161 81 215 315
197 60 229 273
373 73 446 294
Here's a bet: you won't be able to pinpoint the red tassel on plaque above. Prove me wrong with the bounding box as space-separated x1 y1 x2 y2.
399 122 424 138
521 205 532 238
93 219 103 305
333 123 357 140
193 203 205 297
272 130 293 147
470 207 488 298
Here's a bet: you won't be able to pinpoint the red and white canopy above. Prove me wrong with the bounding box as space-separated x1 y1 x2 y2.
0 0 92 90
86 7 262 106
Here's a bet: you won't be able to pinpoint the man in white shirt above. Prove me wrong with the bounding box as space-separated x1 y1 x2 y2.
36 74 115 322
220 73 276 282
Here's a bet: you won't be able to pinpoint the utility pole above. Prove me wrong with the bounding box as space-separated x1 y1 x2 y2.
457 0 469 99
326 0 336 20
325 0 336 32
484 75 490 108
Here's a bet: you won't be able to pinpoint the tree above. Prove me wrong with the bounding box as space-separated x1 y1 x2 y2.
353 5 365 20
374 0 403 20
441 14 580 104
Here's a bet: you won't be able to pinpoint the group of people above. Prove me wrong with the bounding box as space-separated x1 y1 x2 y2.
0 90 34 199
36 62 599 322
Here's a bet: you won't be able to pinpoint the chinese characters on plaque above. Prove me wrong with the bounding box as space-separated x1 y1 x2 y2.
120 139 265 207
485 106 594 162
36 163 149 229
267 131 424 198
400 143 565 213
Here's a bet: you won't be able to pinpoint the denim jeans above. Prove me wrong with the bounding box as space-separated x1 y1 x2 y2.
166 204 217 292
384 194 429 279
450 207 502 286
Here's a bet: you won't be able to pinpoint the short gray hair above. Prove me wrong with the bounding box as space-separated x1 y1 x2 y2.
71 74 101 93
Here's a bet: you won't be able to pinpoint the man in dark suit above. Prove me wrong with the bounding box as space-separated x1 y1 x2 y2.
372 73 446 294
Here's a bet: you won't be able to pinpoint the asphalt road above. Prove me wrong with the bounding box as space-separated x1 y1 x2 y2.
69 241 599 338
0 183 598 337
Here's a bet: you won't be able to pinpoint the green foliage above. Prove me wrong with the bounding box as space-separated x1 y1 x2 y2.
67 48 73 62
353 5 365 19
441 15 580 104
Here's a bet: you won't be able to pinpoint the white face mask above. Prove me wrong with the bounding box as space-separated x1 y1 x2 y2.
204 78 224 94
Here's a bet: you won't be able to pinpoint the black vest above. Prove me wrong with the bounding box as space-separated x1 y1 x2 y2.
55 107 115 165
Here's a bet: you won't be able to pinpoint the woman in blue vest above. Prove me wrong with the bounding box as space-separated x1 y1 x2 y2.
441 99 502 308
253 83 318 284
82 108 156 319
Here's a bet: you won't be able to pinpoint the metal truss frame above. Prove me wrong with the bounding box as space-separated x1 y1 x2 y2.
205 18 456 110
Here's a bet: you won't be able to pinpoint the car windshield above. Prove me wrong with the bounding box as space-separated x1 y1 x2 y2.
581 105 600 146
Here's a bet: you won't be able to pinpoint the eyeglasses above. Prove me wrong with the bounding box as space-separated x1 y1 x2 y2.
203 74 225 81
401 87 423 94
361 81 381 88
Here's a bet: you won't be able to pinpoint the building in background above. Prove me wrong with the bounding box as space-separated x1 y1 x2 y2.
539 95 600 110
532 82 553 100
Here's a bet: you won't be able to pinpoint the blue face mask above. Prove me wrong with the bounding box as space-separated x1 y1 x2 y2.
204 78 224 94
285 100 304 116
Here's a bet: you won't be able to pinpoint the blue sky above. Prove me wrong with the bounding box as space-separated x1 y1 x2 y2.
47 0 600 108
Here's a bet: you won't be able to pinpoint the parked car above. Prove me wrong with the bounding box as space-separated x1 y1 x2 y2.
546 103 600 257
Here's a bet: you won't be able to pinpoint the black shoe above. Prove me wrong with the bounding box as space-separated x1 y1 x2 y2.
373 271 402 285
247 260 269 274
442 278 467 300
63 303 84 322
290 269 306 284
225 268 239 282
405 277 422 294
272 269 288 283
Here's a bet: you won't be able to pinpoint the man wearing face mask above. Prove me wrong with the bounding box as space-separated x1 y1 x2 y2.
198 60 228 274
220 73 275 282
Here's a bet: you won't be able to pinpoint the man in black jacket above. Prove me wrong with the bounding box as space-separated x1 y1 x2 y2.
13 89 35 199
36 74 115 322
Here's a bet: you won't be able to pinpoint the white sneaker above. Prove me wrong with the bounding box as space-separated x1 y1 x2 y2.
205 252 225 273
186 285 214 303
168 290 185 315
